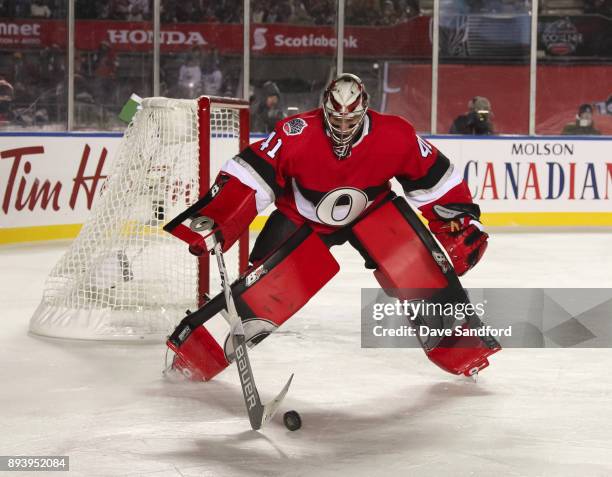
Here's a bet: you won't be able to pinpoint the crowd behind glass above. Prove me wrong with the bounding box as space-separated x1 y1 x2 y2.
0 0 610 134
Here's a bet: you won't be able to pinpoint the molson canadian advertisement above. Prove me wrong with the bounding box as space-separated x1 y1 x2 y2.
430 137 612 226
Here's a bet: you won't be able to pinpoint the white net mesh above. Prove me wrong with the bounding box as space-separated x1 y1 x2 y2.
30 97 245 340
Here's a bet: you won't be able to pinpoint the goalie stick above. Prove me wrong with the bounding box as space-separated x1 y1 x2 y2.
212 240 293 430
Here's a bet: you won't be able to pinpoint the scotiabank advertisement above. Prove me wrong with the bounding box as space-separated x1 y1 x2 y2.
0 134 611 243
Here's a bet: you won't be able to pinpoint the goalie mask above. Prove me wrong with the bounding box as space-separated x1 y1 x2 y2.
323 73 369 159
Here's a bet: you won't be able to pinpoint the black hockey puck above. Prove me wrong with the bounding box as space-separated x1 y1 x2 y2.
283 410 302 431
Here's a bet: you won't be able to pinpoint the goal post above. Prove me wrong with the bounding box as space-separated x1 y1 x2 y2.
29 96 250 341
197 96 250 299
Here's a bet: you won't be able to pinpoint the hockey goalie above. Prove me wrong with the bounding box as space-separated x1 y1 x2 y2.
163 73 500 382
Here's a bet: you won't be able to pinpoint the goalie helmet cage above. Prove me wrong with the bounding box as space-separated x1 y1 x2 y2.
29 96 250 341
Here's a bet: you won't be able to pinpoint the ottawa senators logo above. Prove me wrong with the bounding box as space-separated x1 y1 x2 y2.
283 118 307 136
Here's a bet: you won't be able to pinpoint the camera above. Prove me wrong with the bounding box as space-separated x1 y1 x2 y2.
466 110 493 134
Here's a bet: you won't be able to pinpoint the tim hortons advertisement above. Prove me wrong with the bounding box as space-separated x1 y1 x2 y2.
0 135 118 230
0 135 611 243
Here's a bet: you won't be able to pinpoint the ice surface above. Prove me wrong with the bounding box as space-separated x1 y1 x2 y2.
1 232 612 477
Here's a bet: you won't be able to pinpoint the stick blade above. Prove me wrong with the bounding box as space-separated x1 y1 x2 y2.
261 373 294 428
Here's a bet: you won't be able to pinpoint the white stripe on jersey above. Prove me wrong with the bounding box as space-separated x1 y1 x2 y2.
292 178 320 222
404 164 463 206
221 157 274 213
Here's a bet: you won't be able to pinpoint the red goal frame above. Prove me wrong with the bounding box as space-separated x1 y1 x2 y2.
197 96 250 304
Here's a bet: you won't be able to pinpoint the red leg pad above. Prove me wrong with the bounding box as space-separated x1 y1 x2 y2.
427 325 500 376
239 228 340 326
167 326 228 381
353 198 501 376
353 199 449 298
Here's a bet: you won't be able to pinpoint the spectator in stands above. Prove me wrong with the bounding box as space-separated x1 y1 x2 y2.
201 52 223 96
92 41 119 103
288 0 315 24
267 0 292 23
11 52 35 108
176 0 202 22
51 0 67 18
0 77 15 124
109 0 130 20
36 44 66 93
561 103 601 135
252 0 267 22
86 0 111 19
75 52 95 104
14 0 32 17
251 81 285 133
76 0 97 18
346 0 380 25
177 53 202 98
397 0 419 21
30 0 51 18
310 0 335 25
214 0 242 23
12 52 25 85
161 0 176 22
449 96 495 135
0 0 11 16
199 0 218 22
251 0 289 23
127 0 150 20
379 0 397 25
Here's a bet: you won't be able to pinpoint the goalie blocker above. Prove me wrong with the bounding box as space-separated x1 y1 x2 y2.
163 172 257 255
353 197 501 376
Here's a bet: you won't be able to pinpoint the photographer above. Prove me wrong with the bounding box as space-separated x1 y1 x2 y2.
449 96 495 135
250 81 286 134
561 103 601 136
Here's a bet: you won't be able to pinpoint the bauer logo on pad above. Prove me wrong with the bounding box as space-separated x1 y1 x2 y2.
432 251 451 273
245 265 268 287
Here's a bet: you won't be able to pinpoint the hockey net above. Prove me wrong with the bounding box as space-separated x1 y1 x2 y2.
30 96 250 340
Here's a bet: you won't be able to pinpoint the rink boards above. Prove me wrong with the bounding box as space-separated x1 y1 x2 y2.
0 132 611 244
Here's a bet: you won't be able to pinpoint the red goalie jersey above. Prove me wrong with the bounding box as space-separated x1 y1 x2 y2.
221 108 473 235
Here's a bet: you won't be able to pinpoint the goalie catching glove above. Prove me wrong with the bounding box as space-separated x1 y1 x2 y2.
163 173 257 255
425 203 488 276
